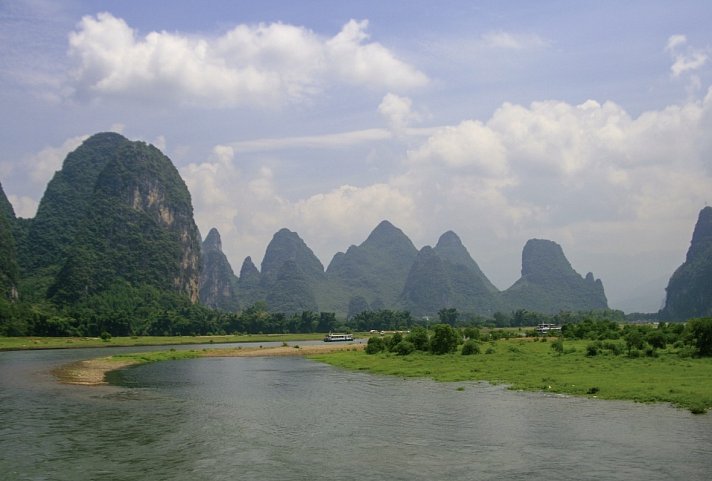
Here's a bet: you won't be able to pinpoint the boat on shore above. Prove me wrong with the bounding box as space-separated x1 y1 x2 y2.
536 323 562 335
323 333 354 342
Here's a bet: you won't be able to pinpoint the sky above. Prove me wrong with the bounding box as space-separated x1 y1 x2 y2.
1 0 711 313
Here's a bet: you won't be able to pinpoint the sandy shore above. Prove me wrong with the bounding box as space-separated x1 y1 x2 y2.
54 343 365 386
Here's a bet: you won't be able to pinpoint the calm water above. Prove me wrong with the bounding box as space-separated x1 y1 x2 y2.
1 346 711 481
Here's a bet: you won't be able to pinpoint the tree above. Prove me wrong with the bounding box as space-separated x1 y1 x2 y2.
463 327 480 341
406 326 429 351
686 317 712 356
393 340 415 356
624 329 645 355
461 339 480 355
387 332 403 352
646 330 666 350
430 323 459 354
438 308 459 326
365 336 386 354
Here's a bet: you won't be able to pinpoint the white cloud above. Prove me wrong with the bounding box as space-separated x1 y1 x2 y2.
294 183 419 251
7 194 38 219
66 13 428 107
665 34 709 78
26 134 87 185
481 31 549 50
231 128 392 153
324 20 428 90
378 93 421 134
665 34 687 52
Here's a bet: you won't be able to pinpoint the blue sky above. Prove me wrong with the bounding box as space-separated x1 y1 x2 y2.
2 0 711 312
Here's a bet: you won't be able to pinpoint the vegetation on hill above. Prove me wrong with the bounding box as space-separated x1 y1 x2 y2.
19 133 130 277
661 206 712 320
48 138 201 306
0 181 19 300
503 239 607 313
400 232 504 316
199 228 240 311
325 220 418 311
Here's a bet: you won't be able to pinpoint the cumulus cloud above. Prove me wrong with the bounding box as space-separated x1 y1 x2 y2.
66 13 428 107
402 94 711 229
180 144 242 238
7 194 38 219
181 144 419 266
24 134 87 185
294 183 419 248
378 93 421 134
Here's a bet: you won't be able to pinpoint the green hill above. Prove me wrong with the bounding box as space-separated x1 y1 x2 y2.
661 207 712 320
0 181 19 300
199 228 240 311
326 220 418 312
48 135 201 305
503 239 608 313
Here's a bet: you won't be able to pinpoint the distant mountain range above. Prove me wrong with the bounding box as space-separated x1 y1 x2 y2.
200 222 609 317
3 132 709 324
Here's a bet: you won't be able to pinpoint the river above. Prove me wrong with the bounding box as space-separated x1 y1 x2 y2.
1 344 711 480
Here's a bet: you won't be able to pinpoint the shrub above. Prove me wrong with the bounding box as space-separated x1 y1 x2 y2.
393 340 415 356
365 336 386 354
100 331 112 342
551 337 564 354
430 323 459 354
602 341 623 355
406 326 430 351
646 331 666 350
685 317 712 356
485 346 496 355
386 332 403 352
463 327 480 341
461 339 480 355
585 343 599 357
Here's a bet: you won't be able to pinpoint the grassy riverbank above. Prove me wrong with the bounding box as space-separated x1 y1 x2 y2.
0 333 332 351
310 338 712 413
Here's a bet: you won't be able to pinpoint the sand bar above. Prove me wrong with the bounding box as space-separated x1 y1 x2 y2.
54 343 365 386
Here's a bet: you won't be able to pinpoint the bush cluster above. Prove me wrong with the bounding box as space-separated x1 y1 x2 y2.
365 323 467 356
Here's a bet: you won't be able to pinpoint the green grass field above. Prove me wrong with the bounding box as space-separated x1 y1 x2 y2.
309 338 712 413
0 333 328 351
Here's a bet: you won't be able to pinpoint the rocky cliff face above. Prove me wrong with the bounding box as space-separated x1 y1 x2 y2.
199 228 239 311
503 239 607 313
661 207 712 320
48 134 202 304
